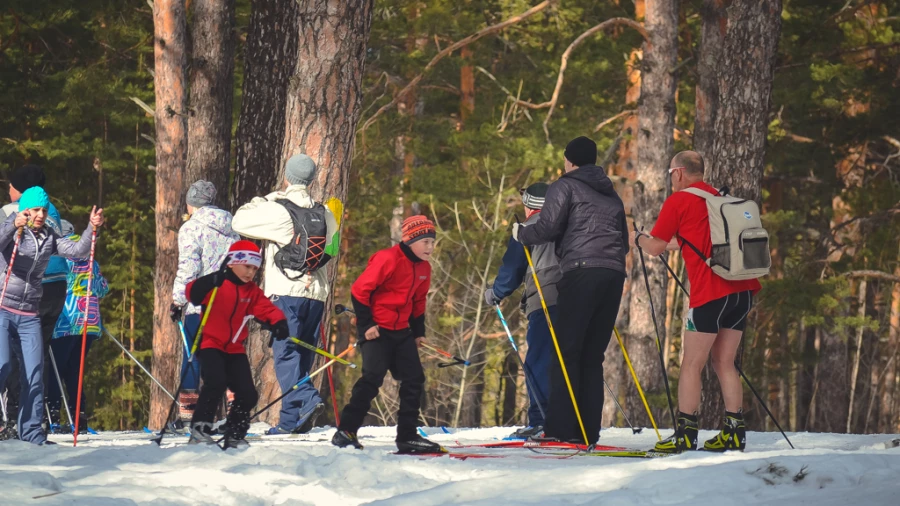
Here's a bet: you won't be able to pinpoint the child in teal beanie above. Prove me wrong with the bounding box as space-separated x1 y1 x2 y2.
0 187 105 445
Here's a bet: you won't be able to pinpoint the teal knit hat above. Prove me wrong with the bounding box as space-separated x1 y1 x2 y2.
19 186 50 211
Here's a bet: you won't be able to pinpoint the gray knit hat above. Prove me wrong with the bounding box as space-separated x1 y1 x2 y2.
521 182 549 210
186 180 216 207
284 154 317 186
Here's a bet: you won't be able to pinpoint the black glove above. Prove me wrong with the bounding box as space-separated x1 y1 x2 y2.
271 320 290 341
169 304 183 323
211 255 232 287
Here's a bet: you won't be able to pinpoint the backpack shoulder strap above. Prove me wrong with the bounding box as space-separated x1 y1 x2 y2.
274 198 304 237
681 187 717 200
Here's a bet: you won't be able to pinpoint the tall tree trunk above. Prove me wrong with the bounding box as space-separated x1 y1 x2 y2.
813 324 850 433
231 0 301 209
150 0 188 430
883 259 900 433
244 0 375 424
626 0 678 429
695 0 782 428
186 0 235 204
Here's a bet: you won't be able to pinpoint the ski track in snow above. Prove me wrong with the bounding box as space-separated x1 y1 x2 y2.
0 425 898 505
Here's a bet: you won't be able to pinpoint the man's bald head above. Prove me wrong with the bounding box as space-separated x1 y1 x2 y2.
670 150 704 176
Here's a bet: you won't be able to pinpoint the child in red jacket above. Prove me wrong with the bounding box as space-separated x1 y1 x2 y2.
332 216 443 454
185 240 288 449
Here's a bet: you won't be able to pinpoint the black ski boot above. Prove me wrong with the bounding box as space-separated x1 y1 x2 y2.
222 433 250 450
0 421 18 441
294 403 325 434
703 411 746 452
396 434 446 454
188 422 216 445
510 425 544 439
332 429 363 449
653 412 699 454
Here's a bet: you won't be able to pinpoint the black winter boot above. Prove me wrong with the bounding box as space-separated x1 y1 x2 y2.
396 434 446 454
332 429 364 449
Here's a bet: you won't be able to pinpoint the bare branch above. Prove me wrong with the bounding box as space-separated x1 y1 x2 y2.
359 1 555 133
594 109 635 132
844 270 900 283
542 18 648 144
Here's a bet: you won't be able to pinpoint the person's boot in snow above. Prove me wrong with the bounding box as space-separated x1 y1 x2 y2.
188 422 216 445
332 429 363 449
0 420 17 441
703 411 745 452
222 432 250 450
510 425 544 439
396 434 446 454
294 403 325 434
653 412 699 454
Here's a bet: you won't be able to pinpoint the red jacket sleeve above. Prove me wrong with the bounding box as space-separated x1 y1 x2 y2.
412 266 430 318
249 286 285 326
351 250 394 305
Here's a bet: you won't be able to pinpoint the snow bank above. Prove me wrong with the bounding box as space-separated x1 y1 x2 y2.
0 425 897 505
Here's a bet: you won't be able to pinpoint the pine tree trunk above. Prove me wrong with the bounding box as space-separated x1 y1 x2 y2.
186 0 235 204
244 0 375 424
883 263 900 433
231 0 301 209
626 0 678 429
150 0 188 430
695 0 782 428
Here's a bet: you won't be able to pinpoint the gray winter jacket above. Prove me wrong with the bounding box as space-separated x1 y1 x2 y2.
517 164 629 274
491 212 562 316
173 206 239 315
0 213 95 313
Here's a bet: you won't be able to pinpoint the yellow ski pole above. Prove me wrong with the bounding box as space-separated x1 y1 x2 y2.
290 338 356 368
518 217 589 447
613 327 661 440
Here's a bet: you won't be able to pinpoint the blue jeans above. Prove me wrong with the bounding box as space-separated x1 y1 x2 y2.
271 296 324 431
180 314 202 390
0 311 46 444
524 306 557 427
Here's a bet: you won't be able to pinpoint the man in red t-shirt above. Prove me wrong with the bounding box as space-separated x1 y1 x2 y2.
633 150 761 454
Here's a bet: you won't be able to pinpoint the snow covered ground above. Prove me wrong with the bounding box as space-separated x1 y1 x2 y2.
0 424 898 505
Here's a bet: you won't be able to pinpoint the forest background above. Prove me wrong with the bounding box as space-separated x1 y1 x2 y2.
1 0 898 436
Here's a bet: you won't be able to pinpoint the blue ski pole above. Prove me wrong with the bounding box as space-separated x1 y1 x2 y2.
494 304 547 424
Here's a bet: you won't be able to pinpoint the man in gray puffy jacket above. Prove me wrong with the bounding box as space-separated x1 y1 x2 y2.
513 136 628 445
0 187 104 445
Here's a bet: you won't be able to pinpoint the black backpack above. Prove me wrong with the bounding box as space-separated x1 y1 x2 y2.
273 199 332 280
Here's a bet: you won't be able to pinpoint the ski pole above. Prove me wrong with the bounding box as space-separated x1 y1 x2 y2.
320 322 340 426
47 346 75 431
603 379 641 434
420 343 470 366
633 222 678 431
290 338 356 368
516 214 590 447
494 304 547 424
74 227 97 446
218 343 357 446
656 255 794 449
177 320 191 359
104 329 180 404
613 327 661 440
153 284 219 445
0 227 24 309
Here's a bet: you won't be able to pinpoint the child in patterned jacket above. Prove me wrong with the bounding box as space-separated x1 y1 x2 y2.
47 220 109 434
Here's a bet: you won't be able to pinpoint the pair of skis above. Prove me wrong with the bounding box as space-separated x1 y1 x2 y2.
399 439 671 460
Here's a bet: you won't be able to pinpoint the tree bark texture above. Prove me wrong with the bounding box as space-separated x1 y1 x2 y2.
704 0 782 203
626 0 678 429
150 0 188 430
692 0 727 161
186 0 235 205
813 325 850 433
245 0 375 424
231 0 301 209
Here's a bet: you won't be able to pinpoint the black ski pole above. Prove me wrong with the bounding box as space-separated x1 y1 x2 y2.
633 223 678 430
658 254 794 449
603 380 641 434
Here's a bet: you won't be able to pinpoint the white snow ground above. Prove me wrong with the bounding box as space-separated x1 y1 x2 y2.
0 424 898 505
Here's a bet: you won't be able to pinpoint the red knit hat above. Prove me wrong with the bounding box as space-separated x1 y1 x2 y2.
401 215 436 245
227 240 262 268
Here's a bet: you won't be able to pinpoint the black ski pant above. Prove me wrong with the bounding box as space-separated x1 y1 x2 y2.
191 349 258 438
544 267 625 445
339 329 425 439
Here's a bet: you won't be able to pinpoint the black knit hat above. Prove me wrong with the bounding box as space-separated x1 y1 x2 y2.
9 164 46 193
520 182 549 209
564 136 597 167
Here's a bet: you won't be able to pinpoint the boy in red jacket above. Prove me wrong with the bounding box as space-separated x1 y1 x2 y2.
185 240 288 449
332 216 442 454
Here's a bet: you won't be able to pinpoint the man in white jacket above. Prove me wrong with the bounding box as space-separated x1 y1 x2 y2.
232 154 338 434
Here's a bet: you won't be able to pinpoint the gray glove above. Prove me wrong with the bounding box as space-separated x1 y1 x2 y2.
484 288 501 307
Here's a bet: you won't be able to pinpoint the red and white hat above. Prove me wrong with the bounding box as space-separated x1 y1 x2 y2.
227 240 262 268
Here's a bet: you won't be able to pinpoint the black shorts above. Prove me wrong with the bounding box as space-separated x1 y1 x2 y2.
686 291 753 334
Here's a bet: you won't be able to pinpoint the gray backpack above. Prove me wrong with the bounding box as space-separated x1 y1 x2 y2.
679 187 771 281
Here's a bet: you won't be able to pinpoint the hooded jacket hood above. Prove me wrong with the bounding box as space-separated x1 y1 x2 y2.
562 164 617 197
191 206 235 237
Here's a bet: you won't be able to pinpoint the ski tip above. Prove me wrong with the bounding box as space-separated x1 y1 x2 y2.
417 428 428 437
88 428 98 435
441 426 452 434
143 427 152 434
